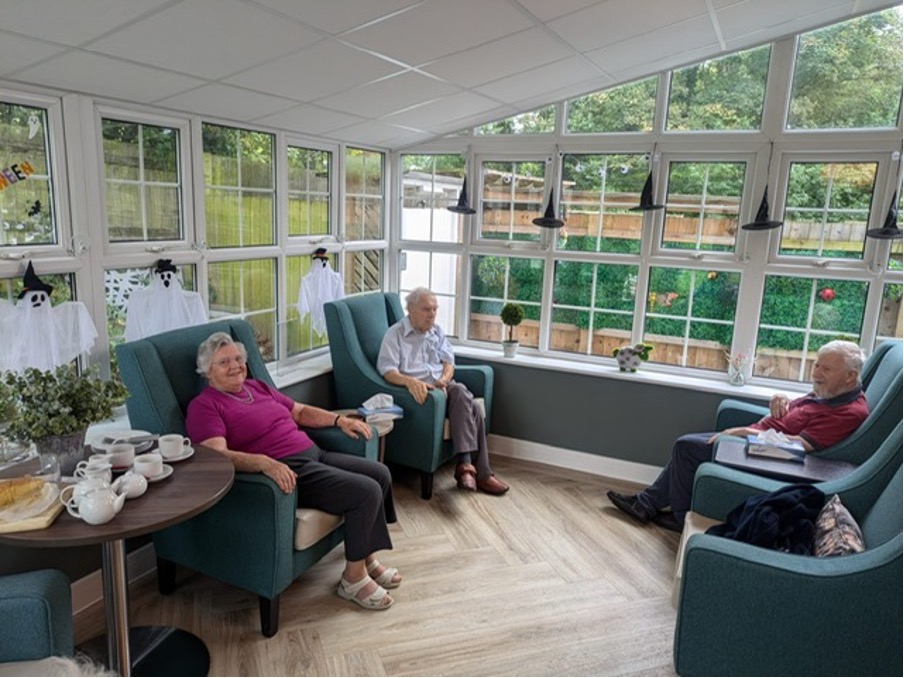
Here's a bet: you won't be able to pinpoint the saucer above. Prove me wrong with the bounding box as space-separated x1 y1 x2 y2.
90 429 154 455
147 464 174 484
160 447 194 463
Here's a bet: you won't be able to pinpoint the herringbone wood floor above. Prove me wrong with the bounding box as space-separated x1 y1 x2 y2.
75 456 681 676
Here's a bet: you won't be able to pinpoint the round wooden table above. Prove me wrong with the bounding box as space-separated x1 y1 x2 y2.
0 445 234 677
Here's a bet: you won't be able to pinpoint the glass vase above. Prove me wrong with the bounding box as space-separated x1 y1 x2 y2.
727 364 749 386
33 430 88 477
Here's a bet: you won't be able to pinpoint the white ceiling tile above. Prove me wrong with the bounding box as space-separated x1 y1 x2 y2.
0 33 68 77
326 119 413 146
515 0 604 23
422 27 575 88
383 91 501 128
341 0 534 65
85 0 323 79
0 0 173 46
155 84 296 121
253 105 365 135
13 51 205 103
475 56 604 104
315 72 460 118
251 0 421 35
226 41 403 101
548 0 710 52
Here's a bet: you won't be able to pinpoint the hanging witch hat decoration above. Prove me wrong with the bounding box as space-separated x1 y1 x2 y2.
448 176 476 215
742 188 784 231
630 172 664 211
866 193 902 240
17 261 54 299
533 189 565 228
155 258 177 274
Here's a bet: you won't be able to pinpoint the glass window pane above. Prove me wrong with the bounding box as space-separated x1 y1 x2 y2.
475 106 555 135
401 154 465 243
643 267 741 369
667 45 770 131
103 119 182 242
755 275 867 381
287 146 331 237
286 254 332 356
344 249 383 294
207 258 276 360
203 123 274 248
788 8 903 130
551 261 638 356
781 161 876 259
469 255 543 347
0 102 55 246
559 153 647 254
566 77 657 133
662 161 745 251
876 283 903 347
345 148 384 241
480 160 545 243
398 252 458 336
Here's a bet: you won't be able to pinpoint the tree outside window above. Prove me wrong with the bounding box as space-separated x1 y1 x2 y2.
208 258 276 360
475 106 555 135
566 77 657 134
469 255 543 347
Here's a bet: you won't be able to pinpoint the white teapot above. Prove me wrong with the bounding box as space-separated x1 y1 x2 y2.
60 477 111 507
66 485 126 525
112 471 148 499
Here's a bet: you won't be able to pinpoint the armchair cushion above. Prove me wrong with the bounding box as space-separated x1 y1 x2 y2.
0 569 73 662
813 494 864 557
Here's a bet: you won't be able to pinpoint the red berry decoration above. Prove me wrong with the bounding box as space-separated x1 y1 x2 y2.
819 287 836 302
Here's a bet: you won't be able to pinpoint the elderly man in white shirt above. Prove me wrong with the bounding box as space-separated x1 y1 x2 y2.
377 287 509 495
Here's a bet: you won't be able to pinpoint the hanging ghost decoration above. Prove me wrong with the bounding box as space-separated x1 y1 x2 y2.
124 259 207 341
0 261 98 373
297 249 344 336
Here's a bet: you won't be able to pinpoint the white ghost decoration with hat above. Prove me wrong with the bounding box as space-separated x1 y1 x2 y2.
124 259 207 341
0 261 98 373
297 249 344 336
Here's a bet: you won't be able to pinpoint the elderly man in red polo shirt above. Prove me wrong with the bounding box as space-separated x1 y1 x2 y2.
607 339 869 532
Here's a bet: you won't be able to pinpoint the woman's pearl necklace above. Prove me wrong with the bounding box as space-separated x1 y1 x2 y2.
223 385 254 404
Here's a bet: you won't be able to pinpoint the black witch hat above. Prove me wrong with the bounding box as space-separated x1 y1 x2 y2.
532 189 565 228
447 176 476 215
155 259 178 274
629 172 664 211
742 188 784 231
17 261 53 299
866 194 902 240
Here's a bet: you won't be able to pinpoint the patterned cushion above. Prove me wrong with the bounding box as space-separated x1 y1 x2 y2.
813 494 865 557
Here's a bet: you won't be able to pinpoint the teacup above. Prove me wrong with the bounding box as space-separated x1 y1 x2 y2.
74 459 113 483
112 471 148 499
158 434 191 460
133 452 163 479
95 442 135 470
61 477 111 507
66 485 125 525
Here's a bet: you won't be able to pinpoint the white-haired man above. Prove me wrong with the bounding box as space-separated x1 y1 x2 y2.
377 288 509 495
608 340 869 532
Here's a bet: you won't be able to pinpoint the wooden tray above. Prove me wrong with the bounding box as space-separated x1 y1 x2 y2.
0 500 64 534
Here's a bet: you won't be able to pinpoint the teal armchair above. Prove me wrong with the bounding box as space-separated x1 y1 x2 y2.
115 319 377 637
0 569 73 663
674 422 903 676
324 292 493 499
715 339 902 465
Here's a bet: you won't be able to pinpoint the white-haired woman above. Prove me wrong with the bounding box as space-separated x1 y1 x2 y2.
187 331 401 610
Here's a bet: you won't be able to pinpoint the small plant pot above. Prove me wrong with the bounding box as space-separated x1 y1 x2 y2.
502 340 519 358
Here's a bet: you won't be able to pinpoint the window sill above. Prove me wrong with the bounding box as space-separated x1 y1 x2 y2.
269 352 333 390
454 344 809 402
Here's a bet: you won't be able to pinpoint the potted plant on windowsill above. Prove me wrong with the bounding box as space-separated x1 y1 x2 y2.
500 302 525 358
1 365 128 477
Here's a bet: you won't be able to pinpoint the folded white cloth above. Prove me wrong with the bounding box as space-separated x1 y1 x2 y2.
753 428 791 444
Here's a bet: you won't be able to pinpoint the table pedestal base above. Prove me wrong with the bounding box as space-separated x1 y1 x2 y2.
79 626 210 677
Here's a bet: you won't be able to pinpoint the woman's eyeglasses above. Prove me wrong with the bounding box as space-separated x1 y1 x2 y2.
214 356 246 368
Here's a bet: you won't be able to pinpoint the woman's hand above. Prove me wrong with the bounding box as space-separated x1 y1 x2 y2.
338 416 373 440
260 456 296 494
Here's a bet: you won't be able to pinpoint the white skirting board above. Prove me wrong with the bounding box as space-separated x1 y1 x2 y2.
488 434 661 486
71 542 157 616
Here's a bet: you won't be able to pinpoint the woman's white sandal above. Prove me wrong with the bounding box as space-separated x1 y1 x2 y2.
337 575 393 610
367 559 402 589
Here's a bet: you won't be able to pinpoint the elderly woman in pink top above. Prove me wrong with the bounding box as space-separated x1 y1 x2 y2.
186 331 400 611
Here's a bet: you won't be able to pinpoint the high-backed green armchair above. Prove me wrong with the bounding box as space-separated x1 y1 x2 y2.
715 339 902 466
115 319 377 637
324 292 494 499
674 421 903 676
0 569 73 663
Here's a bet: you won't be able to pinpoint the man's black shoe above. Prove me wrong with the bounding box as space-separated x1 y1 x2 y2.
651 511 683 533
606 490 654 524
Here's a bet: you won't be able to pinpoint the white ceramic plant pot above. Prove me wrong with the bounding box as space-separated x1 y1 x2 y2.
502 340 519 358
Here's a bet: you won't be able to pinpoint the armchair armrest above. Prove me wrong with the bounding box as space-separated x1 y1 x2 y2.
305 426 378 460
715 398 767 430
0 569 73 661
690 461 785 520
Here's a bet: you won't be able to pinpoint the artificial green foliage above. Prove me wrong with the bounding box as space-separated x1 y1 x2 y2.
500 302 525 342
1 365 128 444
